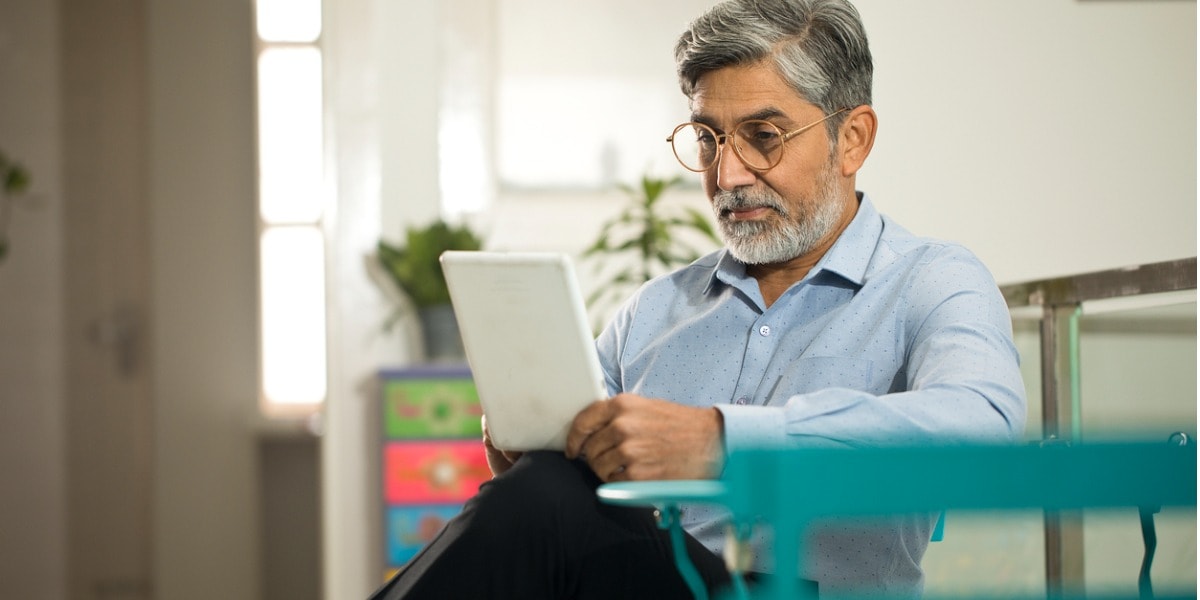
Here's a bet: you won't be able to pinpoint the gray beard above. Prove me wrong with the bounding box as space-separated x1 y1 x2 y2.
712 169 844 265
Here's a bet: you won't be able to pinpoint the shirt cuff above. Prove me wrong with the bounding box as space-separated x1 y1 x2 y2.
714 403 789 453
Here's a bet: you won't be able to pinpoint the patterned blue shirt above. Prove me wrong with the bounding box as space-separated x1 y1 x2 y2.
595 193 1027 595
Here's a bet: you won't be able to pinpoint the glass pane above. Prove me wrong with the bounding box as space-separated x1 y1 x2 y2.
922 511 1046 597
261 226 327 406
1082 507 1195 597
258 47 324 224
257 0 322 43
1077 298 1196 595
1078 298 1196 437
439 109 489 216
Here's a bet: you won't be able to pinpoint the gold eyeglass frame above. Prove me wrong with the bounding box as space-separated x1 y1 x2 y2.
666 108 849 173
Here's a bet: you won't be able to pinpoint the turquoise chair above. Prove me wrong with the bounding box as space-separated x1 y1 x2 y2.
598 439 1196 600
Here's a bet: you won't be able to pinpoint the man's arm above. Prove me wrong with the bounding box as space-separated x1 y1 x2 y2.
719 245 1027 452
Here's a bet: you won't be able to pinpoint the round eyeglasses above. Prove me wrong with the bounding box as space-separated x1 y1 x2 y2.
666 109 848 173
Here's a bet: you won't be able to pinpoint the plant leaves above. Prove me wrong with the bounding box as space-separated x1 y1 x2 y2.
375 220 482 307
581 174 720 323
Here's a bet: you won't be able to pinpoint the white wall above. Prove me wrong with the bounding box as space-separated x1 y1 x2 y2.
855 0 1196 285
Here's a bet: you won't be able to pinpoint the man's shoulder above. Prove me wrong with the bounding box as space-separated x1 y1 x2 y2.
653 248 725 285
872 214 987 275
622 249 726 305
867 215 1004 318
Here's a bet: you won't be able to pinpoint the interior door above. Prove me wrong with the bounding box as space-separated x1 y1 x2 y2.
61 0 154 597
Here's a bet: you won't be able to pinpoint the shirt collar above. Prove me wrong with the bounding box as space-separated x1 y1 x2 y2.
812 191 881 287
703 191 882 294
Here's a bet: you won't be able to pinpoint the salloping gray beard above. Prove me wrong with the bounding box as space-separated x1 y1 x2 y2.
715 182 843 265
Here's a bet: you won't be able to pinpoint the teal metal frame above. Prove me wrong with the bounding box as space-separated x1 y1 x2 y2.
597 440 1196 600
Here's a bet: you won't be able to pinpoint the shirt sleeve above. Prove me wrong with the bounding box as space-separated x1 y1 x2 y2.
595 286 636 398
717 245 1027 452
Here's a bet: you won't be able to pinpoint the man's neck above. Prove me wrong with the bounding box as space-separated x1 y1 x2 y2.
748 194 860 307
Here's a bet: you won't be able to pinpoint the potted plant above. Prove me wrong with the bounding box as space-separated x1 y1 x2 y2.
376 219 483 362
582 174 721 328
0 150 33 264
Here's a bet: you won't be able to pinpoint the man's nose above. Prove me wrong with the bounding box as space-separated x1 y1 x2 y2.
714 140 757 192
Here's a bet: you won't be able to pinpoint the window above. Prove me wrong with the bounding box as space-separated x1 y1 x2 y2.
255 0 327 414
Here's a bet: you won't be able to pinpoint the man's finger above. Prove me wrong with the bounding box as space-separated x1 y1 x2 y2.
565 399 614 458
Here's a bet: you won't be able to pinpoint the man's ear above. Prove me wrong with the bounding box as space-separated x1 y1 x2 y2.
838 105 877 177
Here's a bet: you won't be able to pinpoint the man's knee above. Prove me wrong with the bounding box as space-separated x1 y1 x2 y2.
467 451 600 529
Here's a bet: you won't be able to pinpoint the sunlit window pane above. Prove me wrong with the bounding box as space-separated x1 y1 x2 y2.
257 0 322 42
440 110 489 216
258 47 324 224
261 226 327 406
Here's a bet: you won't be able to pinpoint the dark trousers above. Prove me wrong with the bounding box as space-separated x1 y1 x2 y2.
368 451 735 599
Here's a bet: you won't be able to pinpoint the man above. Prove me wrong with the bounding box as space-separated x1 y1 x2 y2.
371 0 1026 597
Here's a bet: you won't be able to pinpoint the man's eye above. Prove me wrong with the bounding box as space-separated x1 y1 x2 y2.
695 129 717 146
751 130 780 143
742 124 779 140
739 123 782 151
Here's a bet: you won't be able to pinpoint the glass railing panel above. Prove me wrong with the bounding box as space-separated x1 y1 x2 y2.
1077 297 1197 596
927 266 1196 598
1077 296 1196 439
923 510 1047 597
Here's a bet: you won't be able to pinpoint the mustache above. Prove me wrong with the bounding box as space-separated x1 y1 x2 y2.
712 189 789 218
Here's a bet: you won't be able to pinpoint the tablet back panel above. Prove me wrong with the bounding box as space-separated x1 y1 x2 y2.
441 251 608 451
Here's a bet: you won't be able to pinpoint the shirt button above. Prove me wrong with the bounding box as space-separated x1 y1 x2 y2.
758 325 771 336
736 397 748 405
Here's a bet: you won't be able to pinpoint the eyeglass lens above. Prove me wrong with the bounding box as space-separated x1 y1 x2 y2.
670 120 785 172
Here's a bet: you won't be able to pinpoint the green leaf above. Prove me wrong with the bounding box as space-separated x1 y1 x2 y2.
581 173 719 321
4 166 30 195
375 220 482 308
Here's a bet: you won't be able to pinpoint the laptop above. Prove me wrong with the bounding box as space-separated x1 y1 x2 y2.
440 251 609 451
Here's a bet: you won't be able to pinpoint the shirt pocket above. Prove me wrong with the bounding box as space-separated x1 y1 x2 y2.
771 356 874 398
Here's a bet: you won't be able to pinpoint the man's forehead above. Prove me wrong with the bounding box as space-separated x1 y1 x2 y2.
688 63 814 125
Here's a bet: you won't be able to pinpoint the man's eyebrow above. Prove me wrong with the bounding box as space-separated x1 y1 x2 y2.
689 107 792 129
688 113 719 128
742 107 790 122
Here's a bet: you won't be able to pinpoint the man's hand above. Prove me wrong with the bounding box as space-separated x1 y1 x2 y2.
481 415 523 477
564 393 725 482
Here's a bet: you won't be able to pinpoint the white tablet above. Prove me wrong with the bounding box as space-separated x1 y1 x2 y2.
440 251 609 451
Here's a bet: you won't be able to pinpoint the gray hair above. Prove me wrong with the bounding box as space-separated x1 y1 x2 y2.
675 0 873 137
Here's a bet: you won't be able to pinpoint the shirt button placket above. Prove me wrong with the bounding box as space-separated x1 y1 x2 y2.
736 319 774 410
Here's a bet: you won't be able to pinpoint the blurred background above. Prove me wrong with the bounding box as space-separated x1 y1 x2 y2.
0 0 1194 598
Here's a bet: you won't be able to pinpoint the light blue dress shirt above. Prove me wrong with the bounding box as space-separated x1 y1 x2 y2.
595 193 1027 596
